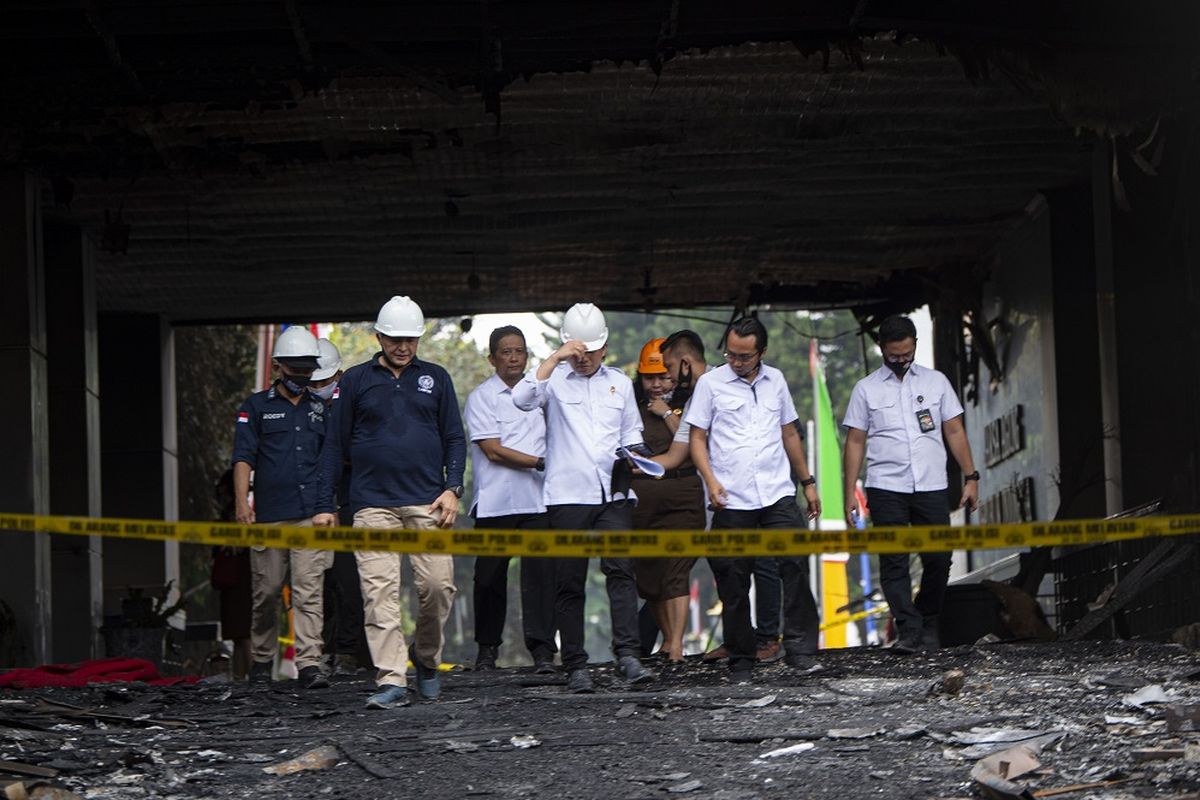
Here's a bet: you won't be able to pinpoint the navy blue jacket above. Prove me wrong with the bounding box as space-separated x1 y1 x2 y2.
317 354 466 514
232 385 329 523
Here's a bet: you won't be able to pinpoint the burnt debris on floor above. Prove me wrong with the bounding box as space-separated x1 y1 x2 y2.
1 642 1198 799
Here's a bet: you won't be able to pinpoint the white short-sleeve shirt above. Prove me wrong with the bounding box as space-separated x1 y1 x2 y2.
512 362 643 506
465 373 546 518
672 365 719 445
684 362 800 511
842 363 964 493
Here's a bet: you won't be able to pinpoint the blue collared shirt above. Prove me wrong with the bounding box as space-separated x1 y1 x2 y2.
317 354 466 514
232 385 329 523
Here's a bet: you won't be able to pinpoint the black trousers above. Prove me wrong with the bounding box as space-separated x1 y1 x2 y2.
472 513 557 658
547 502 638 670
710 496 819 672
866 488 952 640
322 550 370 661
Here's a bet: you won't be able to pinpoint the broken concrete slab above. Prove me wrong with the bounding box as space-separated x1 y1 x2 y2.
1165 704 1200 732
261 745 339 775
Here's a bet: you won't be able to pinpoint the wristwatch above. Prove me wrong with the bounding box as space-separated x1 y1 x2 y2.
963 471 980 483
448 485 465 499
534 457 546 472
799 476 817 487
660 409 673 420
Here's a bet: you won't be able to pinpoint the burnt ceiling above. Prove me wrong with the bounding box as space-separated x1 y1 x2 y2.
2 2 1194 322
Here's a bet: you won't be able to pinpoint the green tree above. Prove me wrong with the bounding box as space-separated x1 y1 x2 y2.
176 325 259 624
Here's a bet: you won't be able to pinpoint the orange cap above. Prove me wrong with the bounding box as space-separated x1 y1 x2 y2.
638 338 668 374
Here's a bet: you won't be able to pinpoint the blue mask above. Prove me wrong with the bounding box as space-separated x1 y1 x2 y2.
310 382 337 401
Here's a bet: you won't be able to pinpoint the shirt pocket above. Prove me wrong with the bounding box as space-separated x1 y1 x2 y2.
867 396 901 431
262 416 291 435
595 393 626 438
917 391 944 435
713 395 749 433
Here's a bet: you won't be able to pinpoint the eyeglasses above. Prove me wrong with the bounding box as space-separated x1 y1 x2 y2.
723 350 762 364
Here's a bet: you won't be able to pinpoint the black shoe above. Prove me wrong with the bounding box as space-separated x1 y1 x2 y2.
782 653 823 674
299 665 330 690
618 655 652 684
533 652 558 674
920 616 941 650
891 636 921 655
474 645 499 671
566 668 594 694
249 661 273 685
729 667 754 685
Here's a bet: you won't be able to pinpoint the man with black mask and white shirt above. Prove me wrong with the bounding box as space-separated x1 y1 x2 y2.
842 314 979 654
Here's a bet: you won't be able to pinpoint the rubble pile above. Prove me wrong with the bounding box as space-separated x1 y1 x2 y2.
0 641 1197 799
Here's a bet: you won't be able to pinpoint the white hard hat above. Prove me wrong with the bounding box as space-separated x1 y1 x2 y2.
312 338 342 381
374 296 426 338
273 326 320 360
561 303 609 351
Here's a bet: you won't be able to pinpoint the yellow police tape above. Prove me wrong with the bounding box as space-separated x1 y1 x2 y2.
1 511 1198 558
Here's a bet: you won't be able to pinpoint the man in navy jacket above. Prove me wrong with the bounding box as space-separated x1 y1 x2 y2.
314 296 466 709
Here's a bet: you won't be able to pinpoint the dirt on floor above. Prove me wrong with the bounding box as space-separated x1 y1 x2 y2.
1 641 1199 800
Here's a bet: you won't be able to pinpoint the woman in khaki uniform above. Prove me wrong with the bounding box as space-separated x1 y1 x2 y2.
631 338 705 663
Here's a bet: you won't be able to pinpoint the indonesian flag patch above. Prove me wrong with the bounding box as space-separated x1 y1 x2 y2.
237 411 250 424
332 386 340 400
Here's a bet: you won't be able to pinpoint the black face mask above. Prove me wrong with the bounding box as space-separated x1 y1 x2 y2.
281 375 311 394
671 360 694 406
886 360 911 378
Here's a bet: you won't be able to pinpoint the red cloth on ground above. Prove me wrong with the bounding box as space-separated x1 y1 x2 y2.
0 658 201 689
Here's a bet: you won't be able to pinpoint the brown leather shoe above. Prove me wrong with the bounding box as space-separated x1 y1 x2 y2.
755 640 782 662
702 644 730 662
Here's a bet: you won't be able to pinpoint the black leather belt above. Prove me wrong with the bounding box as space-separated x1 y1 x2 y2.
633 466 698 481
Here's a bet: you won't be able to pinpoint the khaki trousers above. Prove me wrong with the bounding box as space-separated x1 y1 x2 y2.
250 518 333 669
353 506 457 688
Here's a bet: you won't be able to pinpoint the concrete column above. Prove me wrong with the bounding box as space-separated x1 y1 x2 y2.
1091 142 1124 515
99 314 179 621
1045 183 1106 520
1104 119 1200 511
0 171 51 666
45 221 104 661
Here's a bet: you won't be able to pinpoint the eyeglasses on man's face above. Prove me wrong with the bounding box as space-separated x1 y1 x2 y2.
723 349 762 364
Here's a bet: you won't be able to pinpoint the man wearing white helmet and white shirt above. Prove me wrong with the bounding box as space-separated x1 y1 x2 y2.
313 297 465 710
232 326 333 690
512 303 651 693
310 340 371 674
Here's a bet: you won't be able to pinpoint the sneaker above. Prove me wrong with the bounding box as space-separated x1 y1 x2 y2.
783 653 824 674
474 645 499 671
533 651 558 674
415 659 441 700
702 644 730 663
365 685 410 710
618 655 652 684
298 665 330 690
248 660 273 685
566 668 594 694
755 640 782 662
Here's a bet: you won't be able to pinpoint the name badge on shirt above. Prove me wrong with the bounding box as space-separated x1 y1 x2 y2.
916 408 936 433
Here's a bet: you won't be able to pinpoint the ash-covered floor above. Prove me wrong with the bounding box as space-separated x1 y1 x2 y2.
2 642 1199 799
